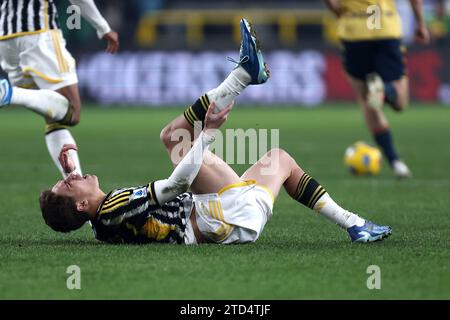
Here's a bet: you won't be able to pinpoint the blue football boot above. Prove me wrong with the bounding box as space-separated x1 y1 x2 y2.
228 18 270 85
0 78 13 107
347 220 392 243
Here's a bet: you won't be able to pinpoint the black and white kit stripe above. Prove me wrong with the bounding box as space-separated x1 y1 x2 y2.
0 0 59 39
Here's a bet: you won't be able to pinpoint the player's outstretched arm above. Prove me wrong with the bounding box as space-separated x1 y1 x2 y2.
153 102 233 205
410 0 431 44
68 0 120 53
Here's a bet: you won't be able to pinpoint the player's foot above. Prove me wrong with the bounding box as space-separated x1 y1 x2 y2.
347 220 392 243
366 73 384 110
392 159 412 179
229 18 269 85
0 78 13 107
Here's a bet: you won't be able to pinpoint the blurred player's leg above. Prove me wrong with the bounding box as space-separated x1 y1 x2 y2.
367 73 409 112
348 76 411 178
368 40 410 112
389 76 409 111
240 148 391 242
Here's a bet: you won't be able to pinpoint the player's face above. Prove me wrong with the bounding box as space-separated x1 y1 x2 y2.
52 173 100 204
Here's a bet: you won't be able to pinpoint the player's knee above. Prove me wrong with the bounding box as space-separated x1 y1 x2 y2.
266 148 293 164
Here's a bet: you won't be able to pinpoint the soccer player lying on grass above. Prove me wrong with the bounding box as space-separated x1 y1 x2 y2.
39 19 392 244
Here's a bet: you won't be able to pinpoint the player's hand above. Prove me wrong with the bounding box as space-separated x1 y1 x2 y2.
58 144 78 174
103 31 120 54
204 101 233 131
264 63 271 79
415 24 430 44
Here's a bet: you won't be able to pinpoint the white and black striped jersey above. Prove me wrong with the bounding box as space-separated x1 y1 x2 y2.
0 0 60 40
91 183 194 245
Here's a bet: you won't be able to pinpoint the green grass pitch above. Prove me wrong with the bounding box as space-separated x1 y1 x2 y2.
0 104 449 299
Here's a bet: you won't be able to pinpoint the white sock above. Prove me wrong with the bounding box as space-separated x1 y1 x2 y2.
206 66 251 112
11 87 69 122
45 129 82 178
313 193 365 229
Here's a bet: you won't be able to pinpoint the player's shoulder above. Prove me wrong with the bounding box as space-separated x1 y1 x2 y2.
98 185 152 216
108 185 153 199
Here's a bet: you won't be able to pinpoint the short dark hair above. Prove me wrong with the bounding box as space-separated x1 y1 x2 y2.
39 190 90 233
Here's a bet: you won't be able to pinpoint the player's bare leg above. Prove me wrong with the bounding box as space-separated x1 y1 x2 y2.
160 18 270 193
240 148 392 242
348 76 411 178
44 83 83 177
240 148 303 200
390 76 409 111
366 73 409 112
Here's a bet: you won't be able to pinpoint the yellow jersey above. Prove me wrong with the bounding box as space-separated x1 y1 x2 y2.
337 0 403 41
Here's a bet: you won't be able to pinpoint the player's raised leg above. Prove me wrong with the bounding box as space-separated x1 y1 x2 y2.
366 73 409 112
182 18 269 130
0 77 83 178
0 79 71 122
161 18 269 156
240 148 392 243
159 19 270 193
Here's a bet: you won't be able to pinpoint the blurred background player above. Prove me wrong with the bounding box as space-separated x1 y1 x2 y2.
323 0 431 178
0 0 119 178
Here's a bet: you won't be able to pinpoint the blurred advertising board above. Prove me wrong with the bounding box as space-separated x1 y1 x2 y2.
78 48 450 106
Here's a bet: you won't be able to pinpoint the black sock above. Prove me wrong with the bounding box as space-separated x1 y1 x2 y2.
293 173 327 209
374 130 399 166
183 94 210 128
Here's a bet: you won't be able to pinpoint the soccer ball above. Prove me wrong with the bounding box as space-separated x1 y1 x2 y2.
344 141 382 176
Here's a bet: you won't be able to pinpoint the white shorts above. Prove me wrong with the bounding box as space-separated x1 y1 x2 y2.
184 180 274 245
0 30 78 90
